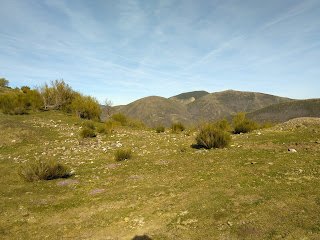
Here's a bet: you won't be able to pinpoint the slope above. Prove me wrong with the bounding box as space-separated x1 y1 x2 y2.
187 90 291 122
246 98 320 123
114 96 194 127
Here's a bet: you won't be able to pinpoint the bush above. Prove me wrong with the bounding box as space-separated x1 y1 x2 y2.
195 122 231 149
18 159 70 182
233 113 258 134
112 113 127 126
171 122 185 133
80 127 96 138
70 94 101 121
128 119 145 129
105 119 115 134
96 125 106 133
83 120 95 130
156 126 165 133
213 119 230 131
114 149 132 161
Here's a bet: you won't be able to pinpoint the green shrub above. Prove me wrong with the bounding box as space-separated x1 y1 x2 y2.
156 126 165 133
112 113 127 126
80 127 96 138
114 149 132 161
171 122 185 133
213 119 231 131
233 113 258 134
96 125 106 133
18 159 70 182
70 93 101 121
83 120 95 130
13 107 27 115
263 122 274 128
105 119 115 133
128 119 145 129
195 122 231 149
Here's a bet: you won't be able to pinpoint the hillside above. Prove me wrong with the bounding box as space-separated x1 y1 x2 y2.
246 98 320 123
1 111 320 239
113 96 195 127
187 90 291 122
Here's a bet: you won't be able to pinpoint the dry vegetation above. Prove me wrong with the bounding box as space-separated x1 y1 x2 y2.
0 109 320 239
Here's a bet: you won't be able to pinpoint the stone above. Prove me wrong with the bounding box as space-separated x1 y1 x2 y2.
89 189 105 195
288 149 297 153
57 179 79 186
106 163 118 169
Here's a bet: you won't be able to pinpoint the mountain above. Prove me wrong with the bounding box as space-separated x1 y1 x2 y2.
245 99 320 123
108 90 294 127
187 90 291 122
113 96 194 127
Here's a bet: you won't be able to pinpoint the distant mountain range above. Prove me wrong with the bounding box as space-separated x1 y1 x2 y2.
101 90 320 127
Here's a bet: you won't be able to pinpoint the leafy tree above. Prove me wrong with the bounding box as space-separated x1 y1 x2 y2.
70 93 101 121
0 78 9 87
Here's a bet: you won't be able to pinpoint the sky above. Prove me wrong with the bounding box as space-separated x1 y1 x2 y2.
0 0 319 106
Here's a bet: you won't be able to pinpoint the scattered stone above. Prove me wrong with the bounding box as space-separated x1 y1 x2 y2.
256 132 262 135
124 217 130 223
57 179 79 186
89 189 105 195
268 162 274 165
12 140 16 143
227 221 233 226
288 149 297 153
106 163 118 169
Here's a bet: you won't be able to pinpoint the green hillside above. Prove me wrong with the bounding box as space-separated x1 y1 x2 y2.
246 98 320 123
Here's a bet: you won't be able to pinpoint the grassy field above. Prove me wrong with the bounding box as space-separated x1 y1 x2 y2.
0 111 320 239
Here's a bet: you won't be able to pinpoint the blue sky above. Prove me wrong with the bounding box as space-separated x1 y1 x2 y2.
0 0 319 105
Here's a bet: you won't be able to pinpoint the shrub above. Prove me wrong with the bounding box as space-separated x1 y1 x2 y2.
233 113 258 134
195 122 231 149
128 119 145 129
171 122 185 133
18 159 70 182
112 113 127 126
213 119 231 131
70 93 101 121
83 120 95 130
263 122 274 128
105 119 115 134
80 127 96 138
156 126 165 133
114 149 132 161
96 125 106 133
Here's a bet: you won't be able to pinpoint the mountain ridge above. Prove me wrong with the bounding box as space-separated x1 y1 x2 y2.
106 90 302 127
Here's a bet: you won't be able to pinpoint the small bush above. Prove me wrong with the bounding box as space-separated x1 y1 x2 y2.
112 113 127 126
213 119 231 131
234 119 258 134
19 159 70 182
156 126 165 133
83 120 95 130
233 113 258 134
105 119 115 134
171 122 185 133
96 125 106 133
80 127 96 138
262 122 274 128
128 119 145 129
195 122 231 149
114 149 132 161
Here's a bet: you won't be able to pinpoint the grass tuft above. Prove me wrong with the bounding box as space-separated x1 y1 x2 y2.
114 149 132 161
80 127 96 138
18 159 70 182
